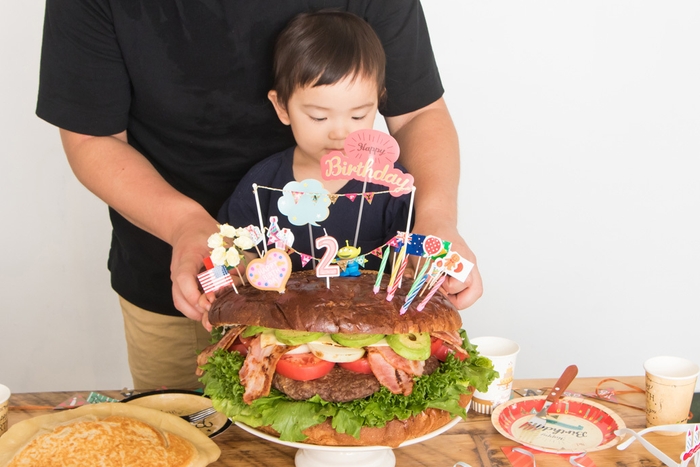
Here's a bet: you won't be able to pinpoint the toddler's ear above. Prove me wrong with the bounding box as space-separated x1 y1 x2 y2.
268 90 290 125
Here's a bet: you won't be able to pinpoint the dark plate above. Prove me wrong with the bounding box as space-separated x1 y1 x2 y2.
123 389 231 438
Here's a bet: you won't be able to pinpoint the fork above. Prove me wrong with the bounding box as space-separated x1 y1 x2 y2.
180 407 217 424
524 364 578 430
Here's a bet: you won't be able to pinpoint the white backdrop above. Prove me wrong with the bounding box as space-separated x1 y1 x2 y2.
2 1 699 393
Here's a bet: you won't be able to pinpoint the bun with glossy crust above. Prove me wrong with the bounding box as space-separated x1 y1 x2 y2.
201 271 480 448
209 270 462 334
256 393 473 448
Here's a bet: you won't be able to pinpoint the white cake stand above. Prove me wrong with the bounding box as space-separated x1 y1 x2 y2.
235 415 462 467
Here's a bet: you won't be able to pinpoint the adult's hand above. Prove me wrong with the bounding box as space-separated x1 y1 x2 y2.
169 211 219 327
412 221 483 310
387 97 483 310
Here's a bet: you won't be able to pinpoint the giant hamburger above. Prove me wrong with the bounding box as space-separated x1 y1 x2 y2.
197 270 496 447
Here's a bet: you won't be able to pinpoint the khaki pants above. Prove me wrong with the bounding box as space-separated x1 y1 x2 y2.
120 297 212 390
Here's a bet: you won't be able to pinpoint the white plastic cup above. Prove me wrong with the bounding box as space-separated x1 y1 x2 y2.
644 356 699 435
0 384 10 437
470 336 520 414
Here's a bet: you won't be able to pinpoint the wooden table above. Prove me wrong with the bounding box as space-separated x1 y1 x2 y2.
7 376 688 466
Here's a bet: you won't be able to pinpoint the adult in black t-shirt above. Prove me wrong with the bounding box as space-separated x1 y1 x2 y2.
37 1 483 388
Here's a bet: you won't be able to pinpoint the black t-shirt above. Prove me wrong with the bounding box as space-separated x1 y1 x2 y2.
37 0 444 316
218 147 410 271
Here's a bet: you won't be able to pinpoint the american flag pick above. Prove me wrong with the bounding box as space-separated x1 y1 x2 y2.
197 264 234 293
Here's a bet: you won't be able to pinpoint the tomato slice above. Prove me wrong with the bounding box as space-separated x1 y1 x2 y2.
338 357 373 374
430 338 444 355
239 335 255 347
433 344 450 362
430 337 466 362
276 353 335 381
228 336 253 356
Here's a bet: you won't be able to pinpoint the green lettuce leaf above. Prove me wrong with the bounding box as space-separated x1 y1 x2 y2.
200 328 497 442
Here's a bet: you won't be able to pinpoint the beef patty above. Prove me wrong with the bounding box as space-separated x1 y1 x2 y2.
272 356 441 403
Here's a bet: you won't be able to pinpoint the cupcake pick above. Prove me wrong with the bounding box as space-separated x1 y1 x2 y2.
246 248 292 293
197 264 237 294
442 250 474 283
277 179 331 227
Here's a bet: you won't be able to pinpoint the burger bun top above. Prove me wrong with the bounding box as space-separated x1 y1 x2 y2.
209 271 462 335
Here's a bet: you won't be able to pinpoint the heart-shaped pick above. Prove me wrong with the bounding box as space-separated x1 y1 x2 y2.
246 248 292 292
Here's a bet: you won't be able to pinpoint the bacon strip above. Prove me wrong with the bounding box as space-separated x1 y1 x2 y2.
366 348 414 396
196 325 246 376
431 331 462 348
372 346 424 376
239 336 288 404
431 331 469 358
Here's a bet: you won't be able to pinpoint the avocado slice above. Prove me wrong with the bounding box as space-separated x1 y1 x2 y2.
385 332 431 360
330 333 385 348
241 326 272 338
274 329 325 345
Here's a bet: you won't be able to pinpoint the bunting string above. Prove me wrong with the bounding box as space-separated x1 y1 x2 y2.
255 184 396 199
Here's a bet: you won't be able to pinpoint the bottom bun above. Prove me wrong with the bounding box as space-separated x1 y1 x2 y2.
257 392 472 448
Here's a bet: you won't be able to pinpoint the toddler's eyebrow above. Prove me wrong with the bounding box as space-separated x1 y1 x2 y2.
303 102 375 112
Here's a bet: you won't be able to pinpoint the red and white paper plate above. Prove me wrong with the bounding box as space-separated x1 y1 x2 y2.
491 396 626 453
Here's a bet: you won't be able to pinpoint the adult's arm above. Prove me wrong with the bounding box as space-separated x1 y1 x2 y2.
60 129 217 326
385 97 483 310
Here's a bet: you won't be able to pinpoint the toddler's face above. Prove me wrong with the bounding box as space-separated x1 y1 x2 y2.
271 75 379 163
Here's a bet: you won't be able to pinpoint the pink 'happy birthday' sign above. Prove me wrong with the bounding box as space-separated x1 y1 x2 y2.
320 129 414 196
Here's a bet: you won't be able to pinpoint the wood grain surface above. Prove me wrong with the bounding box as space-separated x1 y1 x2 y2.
6 377 687 466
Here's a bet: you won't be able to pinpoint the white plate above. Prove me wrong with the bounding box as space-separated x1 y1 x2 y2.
234 415 461 451
234 404 467 467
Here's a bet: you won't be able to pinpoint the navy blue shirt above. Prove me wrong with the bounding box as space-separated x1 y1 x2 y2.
218 147 410 271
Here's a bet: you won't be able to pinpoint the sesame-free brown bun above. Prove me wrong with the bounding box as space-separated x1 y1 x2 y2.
209 270 462 334
256 393 473 448
204 271 471 448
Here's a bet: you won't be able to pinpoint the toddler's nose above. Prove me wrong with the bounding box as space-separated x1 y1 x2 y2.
329 124 350 142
